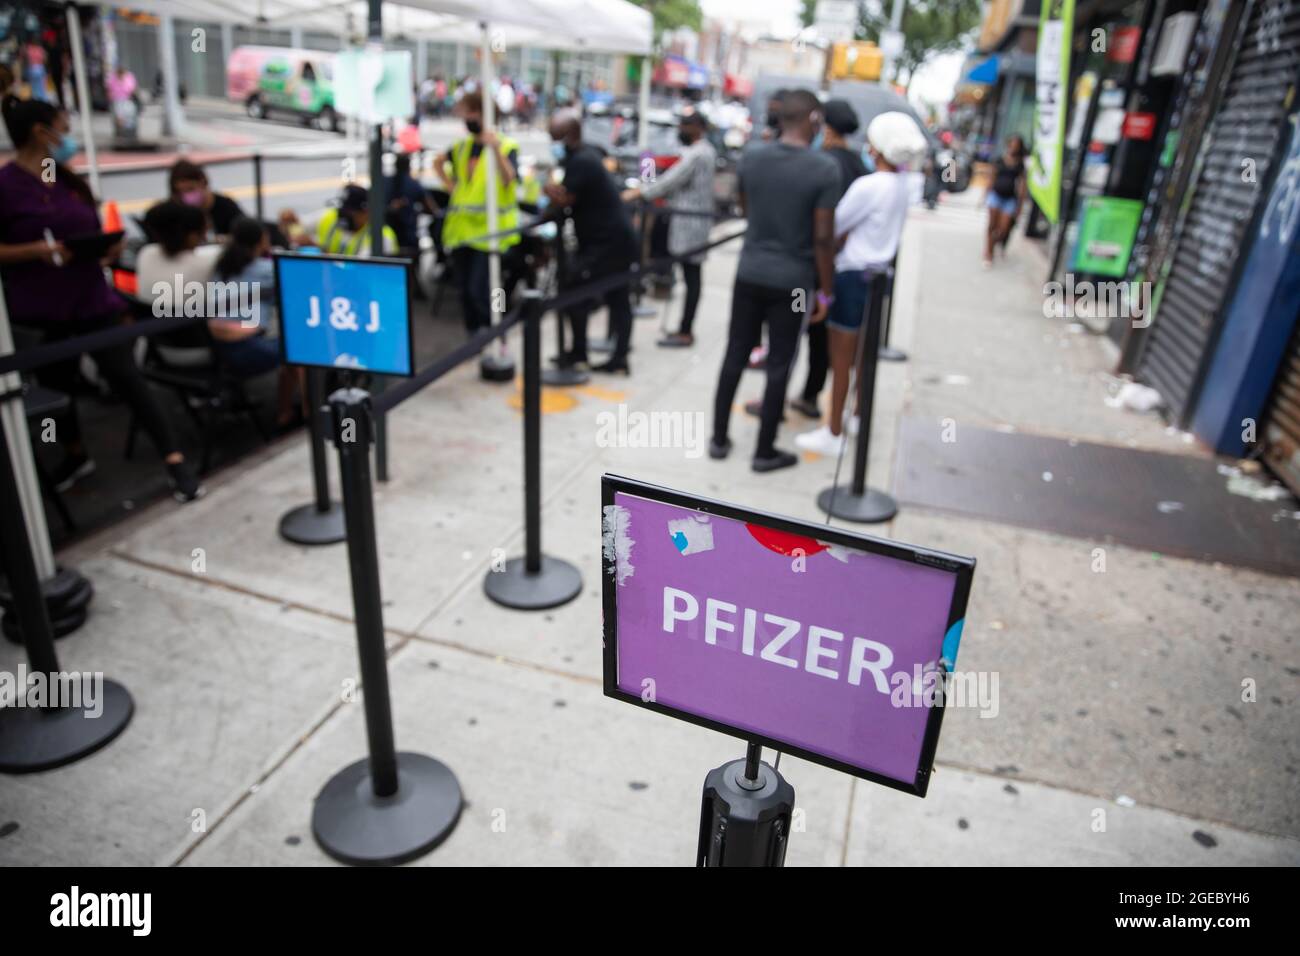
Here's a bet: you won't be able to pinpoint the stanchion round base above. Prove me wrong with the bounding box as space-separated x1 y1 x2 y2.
0 566 93 645
480 355 516 382
588 337 615 354
542 366 590 387
312 751 462 866
483 556 583 610
878 346 909 362
634 304 658 318
279 502 346 545
816 485 899 524
0 678 133 773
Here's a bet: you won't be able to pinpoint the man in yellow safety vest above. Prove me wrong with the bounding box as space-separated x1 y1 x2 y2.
315 184 398 257
437 90 520 333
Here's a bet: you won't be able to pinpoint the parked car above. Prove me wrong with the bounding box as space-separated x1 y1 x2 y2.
227 46 340 133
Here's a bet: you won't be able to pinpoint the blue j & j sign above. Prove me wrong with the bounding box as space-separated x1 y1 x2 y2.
274 252 414 377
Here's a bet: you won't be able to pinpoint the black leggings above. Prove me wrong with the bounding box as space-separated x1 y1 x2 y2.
712 279 804 457
21 314 178 459
678 261 703 336
801 318 829 403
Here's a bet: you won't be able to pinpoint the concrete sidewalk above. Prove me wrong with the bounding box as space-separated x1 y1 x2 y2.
1 190 1297 866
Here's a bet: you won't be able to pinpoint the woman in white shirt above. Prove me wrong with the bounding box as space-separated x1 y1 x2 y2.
796 112 927 457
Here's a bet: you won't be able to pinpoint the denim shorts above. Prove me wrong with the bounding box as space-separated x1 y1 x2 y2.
987 191 1019 215
825 269 876 333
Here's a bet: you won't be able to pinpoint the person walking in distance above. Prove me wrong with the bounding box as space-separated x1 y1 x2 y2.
984 134 1026 266
709 89 839 474
621 110 716 348
795 112 927 457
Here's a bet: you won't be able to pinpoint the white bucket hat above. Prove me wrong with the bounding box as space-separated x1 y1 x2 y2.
866 111 929 168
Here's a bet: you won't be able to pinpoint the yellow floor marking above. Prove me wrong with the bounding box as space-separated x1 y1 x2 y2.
506 384 579 414
573 384 627 402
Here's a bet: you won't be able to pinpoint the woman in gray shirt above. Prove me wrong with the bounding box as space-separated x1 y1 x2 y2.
623 111 715 346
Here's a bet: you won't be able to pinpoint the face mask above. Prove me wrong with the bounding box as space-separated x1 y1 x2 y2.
180 189 204 207
466 118 482 135
51 132 77 164
550 141 567 162
811 131 824 150
766 111 780 130
677 130 692 146
862 148 877 174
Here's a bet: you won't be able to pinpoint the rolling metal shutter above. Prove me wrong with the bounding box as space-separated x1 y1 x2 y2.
1263 317 1300 495
1137 0 1300 425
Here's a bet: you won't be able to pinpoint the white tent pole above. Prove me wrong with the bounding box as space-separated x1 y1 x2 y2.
64 2 100 198
157 14 185 139
291 26 304 49
0 282 57 581
416 36 428 81
637 54 650 150
221 22 233 64
480 22 501 340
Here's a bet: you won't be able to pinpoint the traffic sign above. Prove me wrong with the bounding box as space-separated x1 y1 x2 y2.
601 475 976 796
274 252 414 377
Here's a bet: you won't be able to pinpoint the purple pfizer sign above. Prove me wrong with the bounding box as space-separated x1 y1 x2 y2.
601 476 975 795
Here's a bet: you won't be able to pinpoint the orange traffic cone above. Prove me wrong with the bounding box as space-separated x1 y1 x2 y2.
101 199 123 232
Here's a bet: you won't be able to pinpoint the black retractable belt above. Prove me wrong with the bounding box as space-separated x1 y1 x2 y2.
0 414 133 773
310 384 462 865
278 368 346 545
817 272 899 524
483 289 583 610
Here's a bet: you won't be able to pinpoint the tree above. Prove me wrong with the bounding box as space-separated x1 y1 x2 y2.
800 0 819 29
632 0 704 46
856 0 982 88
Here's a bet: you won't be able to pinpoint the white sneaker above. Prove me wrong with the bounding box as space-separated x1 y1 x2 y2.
847 415 860 437
794 425 846 456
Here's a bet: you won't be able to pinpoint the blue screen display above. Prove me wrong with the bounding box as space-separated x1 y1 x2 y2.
276 254 412 376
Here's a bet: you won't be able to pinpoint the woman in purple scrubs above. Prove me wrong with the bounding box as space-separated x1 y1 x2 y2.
0 96 201 501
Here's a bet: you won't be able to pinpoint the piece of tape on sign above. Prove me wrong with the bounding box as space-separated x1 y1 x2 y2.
942 619 965 670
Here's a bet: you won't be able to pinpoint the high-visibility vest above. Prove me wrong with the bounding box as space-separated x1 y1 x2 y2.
315 208 398 256
441 135 520 253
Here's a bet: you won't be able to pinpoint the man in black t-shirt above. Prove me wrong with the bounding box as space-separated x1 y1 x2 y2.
544 109 637 373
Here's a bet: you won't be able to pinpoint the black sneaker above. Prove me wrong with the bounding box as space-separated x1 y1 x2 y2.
743 400 785 423
591 358 630 376
789 397 820 419
708 438 732 460
51 454 96 492
752 449 798 473
549 351 589 370
167 461 205 503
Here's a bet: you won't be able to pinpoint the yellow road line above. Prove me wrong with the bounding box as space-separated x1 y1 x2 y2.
112 174 370 216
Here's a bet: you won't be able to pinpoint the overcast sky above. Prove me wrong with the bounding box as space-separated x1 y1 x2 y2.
700 0 969 109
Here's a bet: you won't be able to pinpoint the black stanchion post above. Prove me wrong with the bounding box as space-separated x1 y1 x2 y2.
311 386 461 865
279 368 346 544
543 237 590 386
816 274 899 523
878 261 907 363
0 414 133 773
252 152 264 222
483 290 583 610
696 743 795 867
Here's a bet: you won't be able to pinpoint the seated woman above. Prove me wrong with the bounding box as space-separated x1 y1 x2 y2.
168 158 246 237
136 199 221 298
209 217 301 429
0 94 201 500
